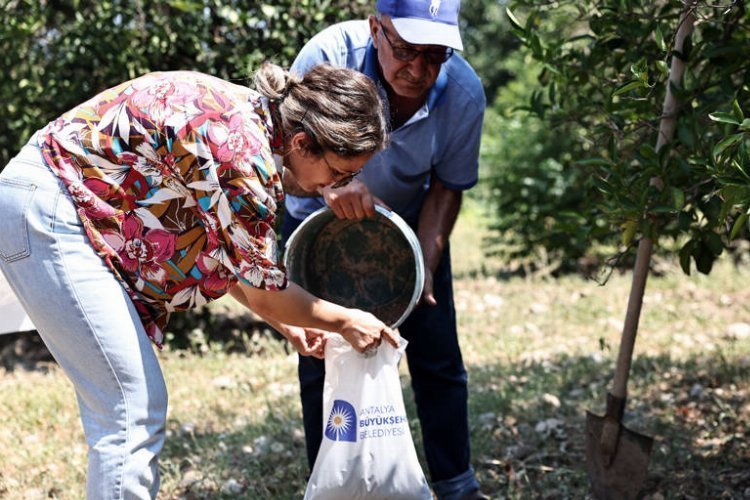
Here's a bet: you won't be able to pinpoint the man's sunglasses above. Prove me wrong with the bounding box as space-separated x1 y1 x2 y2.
378 21 454 65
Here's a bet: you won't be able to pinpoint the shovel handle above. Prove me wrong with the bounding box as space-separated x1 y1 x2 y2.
612 237 652 399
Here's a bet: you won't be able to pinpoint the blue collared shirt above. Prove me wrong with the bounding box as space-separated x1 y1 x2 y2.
285 20 486 222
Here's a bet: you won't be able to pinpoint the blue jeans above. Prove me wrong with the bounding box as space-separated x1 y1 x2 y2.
282 213 480 499
0 138 167 499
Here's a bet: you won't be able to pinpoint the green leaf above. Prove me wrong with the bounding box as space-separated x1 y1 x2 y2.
678 211 693 231
733 160 750 180
708 112 740 125
704 231 724 256
529 33 543 56
679 242 692 275
592 176 614 194
691 241 714 275
732 99 745 122
739 119 750 131
713 134 744 159
671 187 685 210
169 0 203 12
576 157 613 167
639 143 657 161
650 205 678 214
621 220 637 246
655 26 666 51
730 213 748 240
695 249 714 275
505 8 523 31
613 80 645 97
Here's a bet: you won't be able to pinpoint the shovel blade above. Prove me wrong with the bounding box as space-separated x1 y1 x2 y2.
585 411 653 500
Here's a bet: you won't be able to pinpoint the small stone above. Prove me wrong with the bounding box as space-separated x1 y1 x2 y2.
530 302 548 314
220 478 243 494
212 375 234 389
292 427 306 443
727 323 750 339
478 412 496 426
689 383 703 399
509 325 524 335
535 418 564 434
483 293 504 308
179 469 202 489
542 393 561 408
253 435 269 455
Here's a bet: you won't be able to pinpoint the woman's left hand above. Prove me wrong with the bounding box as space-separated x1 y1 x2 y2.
284 326 327 358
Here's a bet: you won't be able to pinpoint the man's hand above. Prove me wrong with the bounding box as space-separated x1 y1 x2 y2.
416 178 462 309
321 178 387 220
420 267 437 306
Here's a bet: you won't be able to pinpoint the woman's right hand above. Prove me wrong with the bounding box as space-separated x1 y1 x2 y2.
339 308 399 353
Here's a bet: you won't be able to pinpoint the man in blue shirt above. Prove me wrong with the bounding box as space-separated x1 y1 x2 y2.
282 1 486 498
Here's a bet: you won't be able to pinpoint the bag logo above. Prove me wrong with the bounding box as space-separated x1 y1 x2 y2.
325 399 357 442
429 0 441 17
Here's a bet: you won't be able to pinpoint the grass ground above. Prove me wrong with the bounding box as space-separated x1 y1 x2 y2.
1 205 749 499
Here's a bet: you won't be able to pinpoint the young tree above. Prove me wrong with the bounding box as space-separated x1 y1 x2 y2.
505 0 749 275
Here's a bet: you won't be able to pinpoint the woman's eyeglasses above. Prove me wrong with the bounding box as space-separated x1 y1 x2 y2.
378 21 454 65
322 154 361 189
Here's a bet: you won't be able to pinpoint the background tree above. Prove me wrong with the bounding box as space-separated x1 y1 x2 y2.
464 0 609 273
0 0 371 169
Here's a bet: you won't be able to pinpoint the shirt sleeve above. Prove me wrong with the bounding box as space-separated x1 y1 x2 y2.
433 85 486 191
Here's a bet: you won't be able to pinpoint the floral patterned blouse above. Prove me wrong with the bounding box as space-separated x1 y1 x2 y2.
38 71 288 346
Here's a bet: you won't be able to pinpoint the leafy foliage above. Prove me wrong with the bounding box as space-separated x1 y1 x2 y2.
0 0 371 169
468 2 611 272
482 104 602 271
460 0 521 103
503 0 749 274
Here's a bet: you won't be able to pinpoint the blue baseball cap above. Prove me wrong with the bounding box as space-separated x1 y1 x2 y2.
376 0 464 51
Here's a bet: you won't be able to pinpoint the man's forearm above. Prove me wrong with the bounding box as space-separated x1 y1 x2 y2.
417 178 462 274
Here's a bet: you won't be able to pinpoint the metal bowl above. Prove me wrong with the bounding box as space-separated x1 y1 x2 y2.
284 206 424 328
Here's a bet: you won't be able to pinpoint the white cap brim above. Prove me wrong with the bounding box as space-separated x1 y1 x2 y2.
391 17 463 51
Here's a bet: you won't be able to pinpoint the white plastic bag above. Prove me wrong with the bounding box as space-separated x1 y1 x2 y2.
304 334 432 500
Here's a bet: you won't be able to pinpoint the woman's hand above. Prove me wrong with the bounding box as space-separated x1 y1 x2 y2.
283 326 328 359
339 308 399 353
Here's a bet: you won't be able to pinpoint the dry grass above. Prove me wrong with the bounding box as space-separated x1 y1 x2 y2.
1 208 749 499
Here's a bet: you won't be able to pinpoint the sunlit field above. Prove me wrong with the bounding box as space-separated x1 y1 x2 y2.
1 206 748 498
